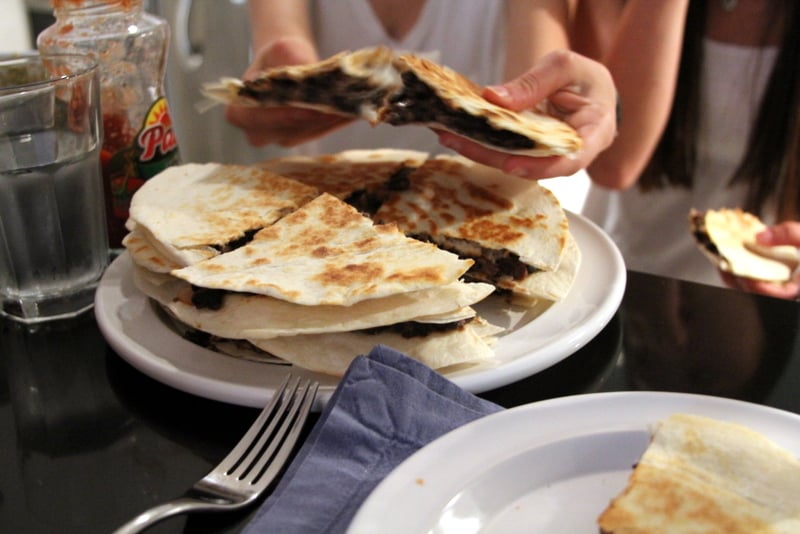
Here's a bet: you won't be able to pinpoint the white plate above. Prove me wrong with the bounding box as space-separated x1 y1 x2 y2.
94 212 625 408
348 392 800 534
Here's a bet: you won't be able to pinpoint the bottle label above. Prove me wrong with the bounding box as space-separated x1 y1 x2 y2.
106 97 180 221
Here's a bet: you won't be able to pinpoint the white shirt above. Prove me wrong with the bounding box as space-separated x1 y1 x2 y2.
583 39 778 287
293 0 506 156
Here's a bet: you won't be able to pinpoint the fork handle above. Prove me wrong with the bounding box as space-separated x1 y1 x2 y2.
112 497 228 534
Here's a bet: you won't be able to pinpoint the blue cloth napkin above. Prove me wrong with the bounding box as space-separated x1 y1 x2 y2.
243 344 503 534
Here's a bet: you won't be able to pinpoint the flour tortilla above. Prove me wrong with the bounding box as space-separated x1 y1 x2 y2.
127 163 319 268
249 319 500 377
382 53 583 157
134 265 493 340
257 148 427 201
122 224 183 274
598 413 800 533
508 232 581 303
690 208 799 282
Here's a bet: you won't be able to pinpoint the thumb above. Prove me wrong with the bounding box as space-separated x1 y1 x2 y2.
484 73 545 113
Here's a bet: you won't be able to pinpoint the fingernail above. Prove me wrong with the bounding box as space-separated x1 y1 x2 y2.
508 166 529 178
487 85 509 99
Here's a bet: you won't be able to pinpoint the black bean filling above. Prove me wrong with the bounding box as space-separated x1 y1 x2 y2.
362 318 471 338
344 165 415 215
690 213 722 258
191 286 226 310
383 72 537 151
241 70 392 116
213 228 259 254
411 233 537 283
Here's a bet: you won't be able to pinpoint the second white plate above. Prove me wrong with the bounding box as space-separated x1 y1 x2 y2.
348 392 800 533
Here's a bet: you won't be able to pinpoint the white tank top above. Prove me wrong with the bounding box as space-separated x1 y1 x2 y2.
583 39 778 286
292 0 506 156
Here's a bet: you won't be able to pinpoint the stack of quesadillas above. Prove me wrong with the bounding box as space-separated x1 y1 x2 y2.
598 413 800 533
123 149 579 375
202 46 582 157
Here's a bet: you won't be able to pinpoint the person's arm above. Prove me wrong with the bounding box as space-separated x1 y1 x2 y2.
503 0 571 79
586 0 690 189
247 0 317 74
226 0 351 147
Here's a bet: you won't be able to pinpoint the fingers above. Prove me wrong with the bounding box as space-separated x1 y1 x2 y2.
719 269 800 300
225 105 351 147
451 50 617 180
757 221 800 247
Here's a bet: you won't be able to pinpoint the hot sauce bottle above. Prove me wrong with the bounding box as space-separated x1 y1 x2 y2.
38 0 181 250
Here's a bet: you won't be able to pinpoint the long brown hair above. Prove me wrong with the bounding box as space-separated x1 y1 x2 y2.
640 0 800 221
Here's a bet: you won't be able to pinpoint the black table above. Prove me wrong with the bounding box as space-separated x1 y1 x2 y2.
2 270 799 533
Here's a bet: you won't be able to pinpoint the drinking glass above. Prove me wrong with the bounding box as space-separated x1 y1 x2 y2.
0 53 108 323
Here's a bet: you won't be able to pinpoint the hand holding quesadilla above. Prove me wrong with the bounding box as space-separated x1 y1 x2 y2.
207 46 603 165
690 208 800 297
437 50 618 180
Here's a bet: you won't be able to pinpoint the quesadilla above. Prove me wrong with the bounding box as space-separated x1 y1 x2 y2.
372 155 578 302
202 46 400 123
125 163 318 270
690 208 799 282
598 413 800 533
258 148 427 212
203 46 582 157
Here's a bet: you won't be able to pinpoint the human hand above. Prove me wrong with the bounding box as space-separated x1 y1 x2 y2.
719 221 800 300
225 36 352 147
437 49 618 179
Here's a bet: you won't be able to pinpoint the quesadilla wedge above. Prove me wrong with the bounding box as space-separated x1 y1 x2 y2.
690 208 799 282
133 264 493 340
380 52 583 156
372 155 573 301
126 163 319 268
170 193 479 306
598 413 800 533
258 148 427 212
202 46 400 123
203 46 582 157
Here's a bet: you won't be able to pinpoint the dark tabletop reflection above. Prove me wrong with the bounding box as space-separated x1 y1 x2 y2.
620 273 798 403
1 270 800 532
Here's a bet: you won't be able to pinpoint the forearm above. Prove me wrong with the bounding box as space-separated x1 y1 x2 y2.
588 0 690 189
248 0 315 57
504 0 571 80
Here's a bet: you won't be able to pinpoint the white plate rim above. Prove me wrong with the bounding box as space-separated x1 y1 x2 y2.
348 391 800 533
94 211 626 408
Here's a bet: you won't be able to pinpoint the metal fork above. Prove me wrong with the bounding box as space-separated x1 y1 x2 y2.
113 376 319 534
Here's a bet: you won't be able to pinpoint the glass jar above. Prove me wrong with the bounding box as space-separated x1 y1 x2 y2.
38 0 181 250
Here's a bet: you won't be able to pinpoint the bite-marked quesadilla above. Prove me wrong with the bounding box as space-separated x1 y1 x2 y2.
372 155 576 301
170 193 478 306
690 208 799 282
202 46 400 123
203 46 582 157
597 413 800 533
126 163 319 269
